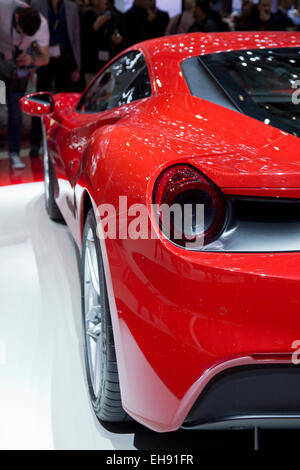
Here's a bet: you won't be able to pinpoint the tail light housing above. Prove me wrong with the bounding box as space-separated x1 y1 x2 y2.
153 165 227 248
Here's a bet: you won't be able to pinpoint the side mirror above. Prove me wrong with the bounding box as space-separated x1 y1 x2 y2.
19 92 55 117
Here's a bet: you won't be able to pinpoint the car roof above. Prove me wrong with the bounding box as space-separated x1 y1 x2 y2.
142 31 300 58
136 32 300 95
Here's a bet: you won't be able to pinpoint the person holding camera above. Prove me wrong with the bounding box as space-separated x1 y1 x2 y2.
0 0 50 169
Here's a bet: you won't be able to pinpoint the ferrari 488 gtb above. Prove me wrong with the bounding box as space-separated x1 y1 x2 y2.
20 32 300 432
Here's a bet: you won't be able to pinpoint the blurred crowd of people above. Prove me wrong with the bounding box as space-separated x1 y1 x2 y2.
1 0 299 168
77 0 300 63
28 0 300 89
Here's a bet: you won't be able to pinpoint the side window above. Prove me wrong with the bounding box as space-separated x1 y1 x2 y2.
79 51 152 113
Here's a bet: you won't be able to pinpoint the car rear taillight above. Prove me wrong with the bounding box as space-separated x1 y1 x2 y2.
153 165 227 248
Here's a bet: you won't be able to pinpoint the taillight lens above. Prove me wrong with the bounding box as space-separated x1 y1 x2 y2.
153 165 227 248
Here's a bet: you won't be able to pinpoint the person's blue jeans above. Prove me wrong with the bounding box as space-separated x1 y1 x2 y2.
5 81 26 155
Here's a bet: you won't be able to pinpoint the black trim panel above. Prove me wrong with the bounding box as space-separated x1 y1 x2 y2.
184 365 300 429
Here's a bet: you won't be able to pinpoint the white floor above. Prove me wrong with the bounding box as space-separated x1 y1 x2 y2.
0 182 255 450
0 182 138 450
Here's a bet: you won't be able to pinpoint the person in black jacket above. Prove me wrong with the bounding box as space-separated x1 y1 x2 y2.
80 1 97 77
123 0 152 46
189 0 219 32
91 0 126 71
147 0 169 38
272 0 295 30
240 0 279 30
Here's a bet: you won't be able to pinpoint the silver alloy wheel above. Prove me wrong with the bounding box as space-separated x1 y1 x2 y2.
84 228 102 400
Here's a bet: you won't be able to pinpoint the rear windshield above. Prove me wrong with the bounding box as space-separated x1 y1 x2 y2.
183 47 300 137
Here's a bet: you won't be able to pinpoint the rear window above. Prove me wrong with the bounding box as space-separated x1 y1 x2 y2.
182 47 300 137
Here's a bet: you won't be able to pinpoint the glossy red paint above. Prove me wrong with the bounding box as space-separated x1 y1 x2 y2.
19 92 55 117
20 32 300 431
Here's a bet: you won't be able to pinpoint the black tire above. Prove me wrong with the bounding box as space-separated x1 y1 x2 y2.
81 209 127 422
43 146 64 222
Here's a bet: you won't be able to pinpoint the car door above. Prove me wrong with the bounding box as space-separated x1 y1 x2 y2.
50 50 153 229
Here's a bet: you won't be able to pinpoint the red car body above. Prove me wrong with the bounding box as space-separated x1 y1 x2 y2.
21 32 300 431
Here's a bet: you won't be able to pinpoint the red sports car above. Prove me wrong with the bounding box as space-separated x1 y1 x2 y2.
20 32 300 432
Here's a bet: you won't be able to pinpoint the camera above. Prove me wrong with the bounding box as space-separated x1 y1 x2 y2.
11 46 30 92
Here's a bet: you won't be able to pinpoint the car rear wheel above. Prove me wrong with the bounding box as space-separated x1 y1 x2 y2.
82 209 127 422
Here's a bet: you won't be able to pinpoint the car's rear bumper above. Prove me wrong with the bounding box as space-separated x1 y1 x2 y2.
103 236 300 432
182 417 300 431
183 363 300 430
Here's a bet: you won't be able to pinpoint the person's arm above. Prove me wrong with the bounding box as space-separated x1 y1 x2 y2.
16 45 49 67
33 45 50 66
93 12 111 31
